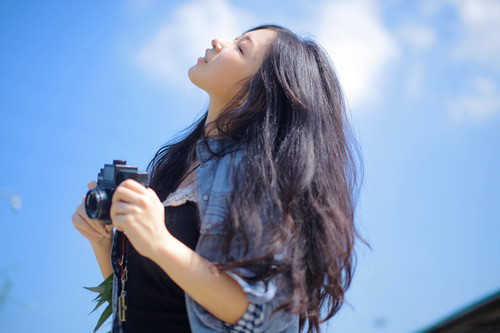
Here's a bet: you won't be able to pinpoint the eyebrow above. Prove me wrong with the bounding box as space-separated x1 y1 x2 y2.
235 35 254 46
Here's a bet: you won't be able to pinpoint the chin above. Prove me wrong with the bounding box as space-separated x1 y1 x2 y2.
188 68 210 93
188 67 200 87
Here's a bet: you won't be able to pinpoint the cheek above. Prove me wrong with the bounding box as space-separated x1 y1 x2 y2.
210 55 249 85
188 54 252 94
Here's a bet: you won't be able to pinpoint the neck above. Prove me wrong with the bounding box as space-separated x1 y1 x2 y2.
204 96 227 137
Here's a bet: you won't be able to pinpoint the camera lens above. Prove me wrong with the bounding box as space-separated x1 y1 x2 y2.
86 191 98 216
85 188 112 222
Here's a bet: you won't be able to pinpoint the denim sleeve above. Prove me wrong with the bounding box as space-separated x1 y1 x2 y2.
190 221 296 332
189 266 296 333
224 263 297 332
223 303 264 332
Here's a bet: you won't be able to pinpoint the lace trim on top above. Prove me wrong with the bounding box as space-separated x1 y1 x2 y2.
162 183 198 207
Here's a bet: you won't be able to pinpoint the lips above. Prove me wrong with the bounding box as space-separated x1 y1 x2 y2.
197 49 210 64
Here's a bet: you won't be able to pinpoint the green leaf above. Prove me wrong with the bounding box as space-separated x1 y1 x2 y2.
88 287 113 315
102 273 114 284
90 293 109 314
84 285 106 294
84 274 114 295
100 284 112 302
93 303 113 333
84 273 114 332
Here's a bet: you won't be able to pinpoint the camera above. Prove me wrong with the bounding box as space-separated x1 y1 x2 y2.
85 160 149 225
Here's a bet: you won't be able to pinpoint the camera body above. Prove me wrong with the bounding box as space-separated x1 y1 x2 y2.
85 160 149 225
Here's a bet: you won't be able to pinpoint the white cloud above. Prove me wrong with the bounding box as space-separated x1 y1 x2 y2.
405 63 425 98
419 0 447 18
414 0 500 124
449 76 500 123
135 0 400 112
448 0 500 70
310 0 400 110
394 22 435 99
397 22 436 50
135 0 253 92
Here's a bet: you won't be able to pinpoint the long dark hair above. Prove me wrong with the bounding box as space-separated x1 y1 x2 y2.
147 24 368 333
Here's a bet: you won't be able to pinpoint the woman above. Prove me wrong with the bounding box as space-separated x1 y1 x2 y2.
73 24 366 333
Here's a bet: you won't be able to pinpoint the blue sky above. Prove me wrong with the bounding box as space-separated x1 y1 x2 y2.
0 0 499 332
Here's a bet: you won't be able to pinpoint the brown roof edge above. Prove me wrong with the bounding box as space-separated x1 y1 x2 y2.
420 289 500 332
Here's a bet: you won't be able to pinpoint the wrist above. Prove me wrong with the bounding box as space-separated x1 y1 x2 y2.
150 232 179 264
91 236 113 252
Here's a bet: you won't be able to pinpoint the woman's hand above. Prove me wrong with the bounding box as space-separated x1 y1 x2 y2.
72 181 114 246
110 179 171 260
110 181 250 325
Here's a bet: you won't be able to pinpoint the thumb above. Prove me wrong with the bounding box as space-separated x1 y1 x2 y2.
88 181 97 190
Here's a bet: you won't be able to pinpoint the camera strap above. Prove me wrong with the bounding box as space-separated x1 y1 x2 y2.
115 157 207 323
118 233 128 322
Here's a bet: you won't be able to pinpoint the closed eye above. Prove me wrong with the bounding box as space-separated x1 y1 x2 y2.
238 45 243 55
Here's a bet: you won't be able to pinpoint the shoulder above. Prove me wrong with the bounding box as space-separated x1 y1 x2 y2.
195 139 247 225
196 138 248 183
195 138 247 163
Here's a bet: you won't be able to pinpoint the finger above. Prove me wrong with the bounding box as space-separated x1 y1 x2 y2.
76 204 110 237
89 218 112 238
147 187 159 198
88 181 97 190
112 185 145 206
77 210 110 238
119 179 148 194
110 201 139 223
111 214 131 232
148 188 162 203
73 212 105 239
76 201 91 220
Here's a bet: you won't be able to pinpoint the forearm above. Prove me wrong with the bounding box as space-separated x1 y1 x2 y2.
91 238 113 279
152 235 249 325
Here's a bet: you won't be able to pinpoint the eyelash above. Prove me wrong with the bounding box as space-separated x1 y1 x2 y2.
238 45 243 54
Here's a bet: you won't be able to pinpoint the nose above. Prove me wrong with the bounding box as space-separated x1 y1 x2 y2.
211 38 224 52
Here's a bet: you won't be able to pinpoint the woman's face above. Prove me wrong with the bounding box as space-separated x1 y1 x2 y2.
188 28 276 102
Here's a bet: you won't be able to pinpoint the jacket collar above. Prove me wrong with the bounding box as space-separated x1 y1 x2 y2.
195 137 242 164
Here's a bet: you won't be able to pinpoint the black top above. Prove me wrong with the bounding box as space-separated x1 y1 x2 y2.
112 200 201 333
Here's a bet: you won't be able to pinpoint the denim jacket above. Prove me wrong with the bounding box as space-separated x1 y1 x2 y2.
112 137 299 332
